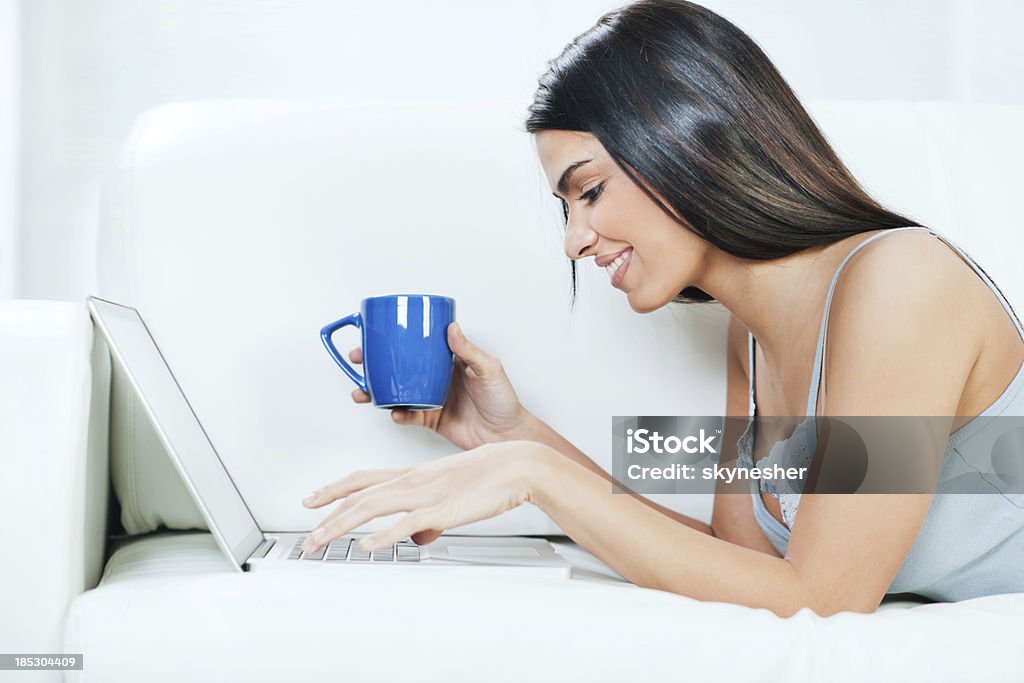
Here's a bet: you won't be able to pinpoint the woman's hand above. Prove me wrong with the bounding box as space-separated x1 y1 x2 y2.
299 440 551 553
347 322 535 452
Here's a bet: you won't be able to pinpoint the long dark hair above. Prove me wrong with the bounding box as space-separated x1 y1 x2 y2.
525 0 919 307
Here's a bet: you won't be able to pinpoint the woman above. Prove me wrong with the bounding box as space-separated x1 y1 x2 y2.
300 0 1024 616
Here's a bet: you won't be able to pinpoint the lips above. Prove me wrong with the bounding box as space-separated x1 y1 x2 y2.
595 248 631 268
607 248 632 288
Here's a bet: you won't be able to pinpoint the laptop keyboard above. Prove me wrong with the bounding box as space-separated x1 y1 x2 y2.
287 536 421 563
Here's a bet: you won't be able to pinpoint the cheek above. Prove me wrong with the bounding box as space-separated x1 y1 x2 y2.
591 198 629 237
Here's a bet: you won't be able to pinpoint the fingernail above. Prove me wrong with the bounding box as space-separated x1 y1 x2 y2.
302 527 326 551
360 536 376 551
454 322 464 340
302 491 318 506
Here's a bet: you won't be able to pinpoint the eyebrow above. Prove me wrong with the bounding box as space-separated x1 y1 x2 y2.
554 159 593 198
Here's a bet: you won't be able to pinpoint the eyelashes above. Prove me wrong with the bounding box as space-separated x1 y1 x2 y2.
557 181 604 220
578 182 604 205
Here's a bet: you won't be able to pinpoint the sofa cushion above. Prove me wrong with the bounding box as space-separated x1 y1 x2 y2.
63 532 1024 682
0 300 110 664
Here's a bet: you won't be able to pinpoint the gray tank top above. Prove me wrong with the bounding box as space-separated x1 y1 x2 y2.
736 226 1024 600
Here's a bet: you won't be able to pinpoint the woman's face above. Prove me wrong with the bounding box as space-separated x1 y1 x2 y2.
534 130 710 313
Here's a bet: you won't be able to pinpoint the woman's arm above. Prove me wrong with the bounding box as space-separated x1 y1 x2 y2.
707 313 786 556
509 411 713 535
526 446 931 616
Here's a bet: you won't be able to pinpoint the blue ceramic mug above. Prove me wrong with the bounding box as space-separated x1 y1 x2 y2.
320 294 456 410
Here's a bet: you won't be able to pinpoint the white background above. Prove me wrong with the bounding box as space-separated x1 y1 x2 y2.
2 0 1023 302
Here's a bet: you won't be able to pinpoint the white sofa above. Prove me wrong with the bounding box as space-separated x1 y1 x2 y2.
2 99 1023 681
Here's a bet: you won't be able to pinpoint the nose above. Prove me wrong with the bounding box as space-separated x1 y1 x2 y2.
563 209 599 262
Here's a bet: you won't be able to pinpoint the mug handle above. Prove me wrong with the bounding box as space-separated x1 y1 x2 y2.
320 313 369 394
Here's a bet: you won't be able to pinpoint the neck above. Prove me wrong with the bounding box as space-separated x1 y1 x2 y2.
697 230 885 368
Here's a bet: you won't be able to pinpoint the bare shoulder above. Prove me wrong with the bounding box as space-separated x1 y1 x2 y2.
822 229 982 415
829 230 983 342
832 230 972 303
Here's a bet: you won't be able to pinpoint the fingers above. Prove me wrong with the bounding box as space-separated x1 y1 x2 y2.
312 471 421 527
303 486 437 552
303 467 411 508
361 508 446 551
447 322 501 379
390 406 432 427
347 348 372 403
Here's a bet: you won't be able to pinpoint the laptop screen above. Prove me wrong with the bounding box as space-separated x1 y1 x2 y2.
88 297 264 569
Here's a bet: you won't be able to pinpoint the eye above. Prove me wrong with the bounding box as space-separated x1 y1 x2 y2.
578 182 604 205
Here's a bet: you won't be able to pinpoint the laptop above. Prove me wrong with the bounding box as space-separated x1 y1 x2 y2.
87 296 572 578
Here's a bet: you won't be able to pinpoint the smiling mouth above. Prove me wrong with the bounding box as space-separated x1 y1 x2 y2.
606 248 632 287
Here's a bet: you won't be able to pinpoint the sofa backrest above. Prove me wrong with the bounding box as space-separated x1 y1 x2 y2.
95 99 1024 536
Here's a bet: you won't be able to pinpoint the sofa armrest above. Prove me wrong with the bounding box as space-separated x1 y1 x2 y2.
0 300 110 665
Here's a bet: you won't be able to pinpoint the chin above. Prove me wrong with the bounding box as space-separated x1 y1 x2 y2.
624 287 670 314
